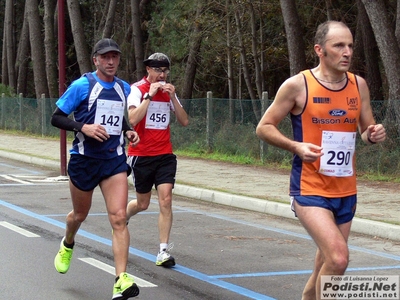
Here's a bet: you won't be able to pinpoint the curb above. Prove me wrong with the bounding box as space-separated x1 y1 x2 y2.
174 184 400 242
0 150 59 169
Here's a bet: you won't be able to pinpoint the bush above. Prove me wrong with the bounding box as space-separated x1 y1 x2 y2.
0 84 15 97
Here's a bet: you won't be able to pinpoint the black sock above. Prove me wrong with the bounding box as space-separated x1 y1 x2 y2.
63 239 74 249
115 276 120 283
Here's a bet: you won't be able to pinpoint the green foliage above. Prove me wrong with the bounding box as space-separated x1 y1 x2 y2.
212 122 259 158
171 115 207 152
0 84 15 96
144 0 294 99
2 0 384 101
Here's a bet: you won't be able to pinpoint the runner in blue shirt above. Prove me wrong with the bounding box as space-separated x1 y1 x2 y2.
51 38 140 300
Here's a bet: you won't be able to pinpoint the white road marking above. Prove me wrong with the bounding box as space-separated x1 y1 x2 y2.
1 175 33 184
79 257 157 287
0 221 40 237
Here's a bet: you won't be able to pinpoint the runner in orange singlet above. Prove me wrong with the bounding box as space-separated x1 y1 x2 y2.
256 21 386 300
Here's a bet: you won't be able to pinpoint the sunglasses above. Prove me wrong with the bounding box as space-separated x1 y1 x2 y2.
151 67 170 75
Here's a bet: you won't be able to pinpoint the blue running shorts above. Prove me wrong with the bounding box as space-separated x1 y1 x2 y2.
68 154 130 191
290 195 357 224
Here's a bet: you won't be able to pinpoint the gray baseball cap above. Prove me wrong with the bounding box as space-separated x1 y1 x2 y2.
143 53 170 68
93 38 121 55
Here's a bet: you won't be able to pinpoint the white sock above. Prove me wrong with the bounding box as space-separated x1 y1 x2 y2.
160 243 168 252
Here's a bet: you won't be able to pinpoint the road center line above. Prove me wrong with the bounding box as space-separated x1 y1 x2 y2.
1 174 33 184
0 221 40 237
79 257 157 287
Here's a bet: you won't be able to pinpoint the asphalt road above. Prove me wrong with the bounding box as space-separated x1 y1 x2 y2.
1 158 400 300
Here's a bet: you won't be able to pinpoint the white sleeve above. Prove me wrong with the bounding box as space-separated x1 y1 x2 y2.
170 93 183 111
127 85 142 108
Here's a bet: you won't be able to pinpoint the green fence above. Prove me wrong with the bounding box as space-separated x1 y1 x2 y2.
0 94 397 176
0 94 60 136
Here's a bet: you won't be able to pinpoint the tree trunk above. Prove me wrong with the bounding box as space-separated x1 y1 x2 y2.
66 0 92 74
43 0 59 98
103 0 117 38
234 6 260 122
249 2 263 98
180 2 203 101
258 1 265 93
2 5 8 86
356 0 383 101
94 0 109 39
16 9 30 96
325 0 333 20
5 0 16 90
139 0 151 12
280 0 307 76
226 0 235 124
396 0 400 44
26 0 49 98
361 0 400 147
131 0 145 80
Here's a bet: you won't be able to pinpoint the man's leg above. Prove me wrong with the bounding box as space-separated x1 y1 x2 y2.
101 172 139 299
54 181 93 273
294 201 352 300
101 172 131 276
65 181 94 243
302 248 323 300
154 183 175 267
157 183 173 245
126 192 152 220
126 155 152 220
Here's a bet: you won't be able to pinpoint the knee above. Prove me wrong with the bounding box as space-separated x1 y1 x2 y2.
70 211 88 223
329 251 349 273
159 196 172 210
109 209 127 228
137 201 150 211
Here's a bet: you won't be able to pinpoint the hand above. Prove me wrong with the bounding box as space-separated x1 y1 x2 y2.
294 142 324 163
367 124 386 143
126 130 140 147
149 82 175 97
148 82 168 96
161 83 175 96
81 124 109 142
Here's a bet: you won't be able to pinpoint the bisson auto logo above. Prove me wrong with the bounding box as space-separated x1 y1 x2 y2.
329 109 347 117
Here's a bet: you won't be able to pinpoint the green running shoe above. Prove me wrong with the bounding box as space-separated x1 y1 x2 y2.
54 237 73 274
112 272 139 300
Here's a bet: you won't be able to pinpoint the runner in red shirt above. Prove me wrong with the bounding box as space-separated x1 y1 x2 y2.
126 53 189 267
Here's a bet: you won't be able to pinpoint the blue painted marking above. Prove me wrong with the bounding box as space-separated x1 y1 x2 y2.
44 210 187 218
171 204 400 262
211 265 400 279
212 270 313 279
2 198 400 299
0 199 275 300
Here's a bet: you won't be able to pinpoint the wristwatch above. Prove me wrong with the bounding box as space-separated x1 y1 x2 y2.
143 93 152 101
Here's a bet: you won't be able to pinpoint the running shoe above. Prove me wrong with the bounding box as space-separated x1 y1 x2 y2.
54 237 73 274
112 272 139 300
156 243 175 267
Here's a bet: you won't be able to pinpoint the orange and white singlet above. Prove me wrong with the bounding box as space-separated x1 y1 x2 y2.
289 70 361 197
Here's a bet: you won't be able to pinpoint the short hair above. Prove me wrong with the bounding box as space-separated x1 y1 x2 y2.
314 21 349 46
